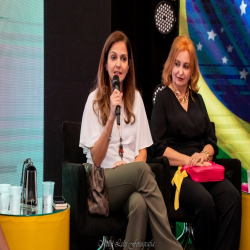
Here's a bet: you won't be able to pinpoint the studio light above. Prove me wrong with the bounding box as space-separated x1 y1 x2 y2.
154 1 176 35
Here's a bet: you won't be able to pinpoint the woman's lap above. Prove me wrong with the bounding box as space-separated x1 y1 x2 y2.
104 161 151 212
179 177 240 213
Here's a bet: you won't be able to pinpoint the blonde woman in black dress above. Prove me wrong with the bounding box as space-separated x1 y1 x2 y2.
151 36 241 250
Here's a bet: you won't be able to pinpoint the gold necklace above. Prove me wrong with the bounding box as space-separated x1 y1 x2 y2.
170 84 189 104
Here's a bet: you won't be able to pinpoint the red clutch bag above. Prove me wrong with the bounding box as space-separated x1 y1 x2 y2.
181 161 225 182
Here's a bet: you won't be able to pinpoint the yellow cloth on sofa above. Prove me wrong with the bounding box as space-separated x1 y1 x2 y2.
171 166 188 210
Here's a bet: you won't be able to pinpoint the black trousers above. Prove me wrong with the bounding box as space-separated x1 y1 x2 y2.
179 177 241 250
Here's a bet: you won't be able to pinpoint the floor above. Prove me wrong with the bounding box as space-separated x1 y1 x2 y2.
186 245 195 250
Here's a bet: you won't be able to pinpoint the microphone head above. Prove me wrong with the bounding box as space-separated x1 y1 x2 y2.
112 75 120 91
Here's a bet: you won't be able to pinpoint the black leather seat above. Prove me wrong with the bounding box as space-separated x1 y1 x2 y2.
62 121 171 248
62 121 241 249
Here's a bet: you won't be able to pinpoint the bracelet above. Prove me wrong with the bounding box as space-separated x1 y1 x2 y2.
201 150 210 160
104 128 111 141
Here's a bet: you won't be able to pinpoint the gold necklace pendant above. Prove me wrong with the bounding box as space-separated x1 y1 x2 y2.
117 120 124 160
171 84 189 104
119 143 124 159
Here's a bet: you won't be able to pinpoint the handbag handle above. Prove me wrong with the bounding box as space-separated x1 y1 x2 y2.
181 161 215 172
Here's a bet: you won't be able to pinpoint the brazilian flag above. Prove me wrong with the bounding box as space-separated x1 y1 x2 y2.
180 0 250 182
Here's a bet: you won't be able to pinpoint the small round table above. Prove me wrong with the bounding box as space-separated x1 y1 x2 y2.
0 198 70 250
239 192 250 250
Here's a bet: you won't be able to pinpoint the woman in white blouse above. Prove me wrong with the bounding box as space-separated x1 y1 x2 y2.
79 31 182 250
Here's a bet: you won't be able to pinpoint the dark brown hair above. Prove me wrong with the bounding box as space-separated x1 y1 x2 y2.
93 31 136 125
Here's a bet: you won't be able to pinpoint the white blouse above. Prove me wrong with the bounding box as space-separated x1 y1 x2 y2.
79 89 153 169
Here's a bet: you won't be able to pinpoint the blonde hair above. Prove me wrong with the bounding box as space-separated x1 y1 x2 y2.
93 31 136 126
162 36 200 98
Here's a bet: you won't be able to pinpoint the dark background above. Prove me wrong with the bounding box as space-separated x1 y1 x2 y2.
44 0 179 198
44 0 112 195
111 0 179 117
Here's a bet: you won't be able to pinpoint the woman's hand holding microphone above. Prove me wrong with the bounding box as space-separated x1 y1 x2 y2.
110 89 126 168
109 89 123 121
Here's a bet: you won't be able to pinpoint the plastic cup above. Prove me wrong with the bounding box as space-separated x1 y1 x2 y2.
43 206 53 214
9 186 22 215
247 170 250 193
0 184 11 211
42 181 55 207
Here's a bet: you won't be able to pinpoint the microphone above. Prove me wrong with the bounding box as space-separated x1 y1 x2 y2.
112 75 120 125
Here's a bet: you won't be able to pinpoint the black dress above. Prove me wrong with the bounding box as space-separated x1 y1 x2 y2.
151 87 218 158
150 87 241 250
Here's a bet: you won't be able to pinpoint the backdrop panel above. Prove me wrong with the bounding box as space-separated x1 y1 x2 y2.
0 0 44 197
44 0 111 195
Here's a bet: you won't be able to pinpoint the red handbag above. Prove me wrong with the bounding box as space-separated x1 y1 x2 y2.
181 161 225 182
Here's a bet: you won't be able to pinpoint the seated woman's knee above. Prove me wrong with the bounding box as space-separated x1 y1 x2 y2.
227 186 241 209
197 193 215 215
136 161 151 173
129 193 147 217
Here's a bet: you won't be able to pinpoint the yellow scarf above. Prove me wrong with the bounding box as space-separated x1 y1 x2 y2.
171 166 188 210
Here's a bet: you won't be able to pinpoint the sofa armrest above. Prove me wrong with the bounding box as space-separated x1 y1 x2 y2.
150 156 172 208
62 161 88 232
148 162 164 196
215 158 241 194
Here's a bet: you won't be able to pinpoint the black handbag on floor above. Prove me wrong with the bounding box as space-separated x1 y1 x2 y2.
84 163 109 217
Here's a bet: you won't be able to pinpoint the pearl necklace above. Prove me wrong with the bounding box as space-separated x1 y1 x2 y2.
170 84 189 104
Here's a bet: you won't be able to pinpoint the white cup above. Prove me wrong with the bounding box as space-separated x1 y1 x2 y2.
9 186 22 215
43 206 53 214
247 170 250 193
42 181 55 207
0 184 11 212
